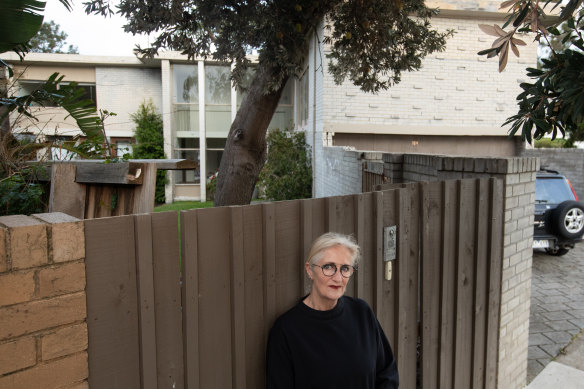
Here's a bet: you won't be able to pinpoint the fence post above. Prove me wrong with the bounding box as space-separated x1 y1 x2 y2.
0 213 88 389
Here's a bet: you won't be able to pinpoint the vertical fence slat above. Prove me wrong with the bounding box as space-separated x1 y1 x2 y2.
421 181 443 389
274 201 303 309
454 180 477 389
134 214 158 389
242 205 266 389
473 179 489 388
151 211 184 389
197 207 233 388
440 180 458 389
263 203 277 330
374 191 384 316
301 199 313 295
85 216 141 388
230 207 247 389
181 210 200 389
397 184 419 389
485 178 504 389
380 189 398 352
354 194 366 299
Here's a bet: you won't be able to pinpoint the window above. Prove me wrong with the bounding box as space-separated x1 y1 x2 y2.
173 64 200 134
206 138 226 178
174 138 200 184
17 81 97 107
205 65 232 138
46 135 77 161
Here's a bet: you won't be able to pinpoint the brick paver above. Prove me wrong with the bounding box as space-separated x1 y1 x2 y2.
528 244 584 383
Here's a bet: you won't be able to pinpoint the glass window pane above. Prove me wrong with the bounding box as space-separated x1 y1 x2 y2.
536 178 576 204
174 64 198 103
205 65 231 105
17 81 58 107
279 79 293 105
236 67 256 106
207 138 226 149
175 138 200 149
174 105 200 133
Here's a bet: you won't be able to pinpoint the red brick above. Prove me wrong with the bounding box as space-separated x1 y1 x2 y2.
0 352 88 389
0 228 6 273
0 270 35 306
41 323 87 361
0 292 86 341
38 262 86 298
0 337 36 376
0 215 48 270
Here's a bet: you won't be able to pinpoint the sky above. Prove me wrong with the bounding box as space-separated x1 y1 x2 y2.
43 1 151 57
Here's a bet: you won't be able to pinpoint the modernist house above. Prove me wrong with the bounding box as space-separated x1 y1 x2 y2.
5 0 537 202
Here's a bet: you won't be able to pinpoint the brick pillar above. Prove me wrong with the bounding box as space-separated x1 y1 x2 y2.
497 157 538 388
0 213 88 389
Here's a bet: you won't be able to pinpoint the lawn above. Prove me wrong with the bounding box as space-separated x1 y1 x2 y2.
154 201 215 212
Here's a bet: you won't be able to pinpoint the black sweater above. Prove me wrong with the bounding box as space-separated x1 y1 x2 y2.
266 296 399 389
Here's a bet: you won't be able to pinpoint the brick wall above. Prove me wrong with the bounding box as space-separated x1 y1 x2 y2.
0 213 88 389
521 148 584 200
315 149 537 388
96 67 163 138
320 17 538 134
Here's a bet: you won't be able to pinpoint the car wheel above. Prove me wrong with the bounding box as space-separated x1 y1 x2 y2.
551 200 584 240
545 247 570 256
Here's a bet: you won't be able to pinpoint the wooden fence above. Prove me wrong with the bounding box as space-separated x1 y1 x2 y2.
84 178 503 389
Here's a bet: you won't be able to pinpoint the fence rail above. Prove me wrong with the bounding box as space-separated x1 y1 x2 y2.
84 178 503 389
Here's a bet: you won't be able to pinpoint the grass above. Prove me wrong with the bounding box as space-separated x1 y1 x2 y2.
154 201 215 212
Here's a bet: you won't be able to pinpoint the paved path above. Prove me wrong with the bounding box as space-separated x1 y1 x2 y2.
527 244 584 383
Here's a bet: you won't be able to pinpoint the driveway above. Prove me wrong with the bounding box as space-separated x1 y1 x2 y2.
527 244 584 383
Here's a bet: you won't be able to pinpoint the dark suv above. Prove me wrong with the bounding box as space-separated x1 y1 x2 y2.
533 169 584 256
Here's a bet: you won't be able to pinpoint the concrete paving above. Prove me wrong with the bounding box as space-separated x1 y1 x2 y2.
527 244 584 383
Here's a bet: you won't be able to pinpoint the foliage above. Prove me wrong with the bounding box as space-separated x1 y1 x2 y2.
131 100 166 203
0 166 46 216
534 137 570 148
478 0 584 144
154 201 215 212
28 20 79 54
258 128 312 201
206 172 217 201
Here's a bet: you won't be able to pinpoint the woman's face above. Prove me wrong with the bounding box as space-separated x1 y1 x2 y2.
306 245 353 309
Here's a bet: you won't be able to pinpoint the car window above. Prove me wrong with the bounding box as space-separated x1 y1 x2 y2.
535 177 576 204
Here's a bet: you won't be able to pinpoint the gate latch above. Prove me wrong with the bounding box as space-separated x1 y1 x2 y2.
383 226 397 280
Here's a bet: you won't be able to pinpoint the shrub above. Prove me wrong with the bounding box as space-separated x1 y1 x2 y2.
0 169 46 216
534 138 570 148
258 128 312 201
131 100 167 204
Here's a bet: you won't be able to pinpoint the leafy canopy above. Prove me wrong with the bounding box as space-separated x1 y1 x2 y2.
28 20 79 54
84 0 452 93
479 0 584 144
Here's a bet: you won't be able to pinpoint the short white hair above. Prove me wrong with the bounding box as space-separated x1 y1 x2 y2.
306 232 361 268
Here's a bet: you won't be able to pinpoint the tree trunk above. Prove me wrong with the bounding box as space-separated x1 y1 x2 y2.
214 65 288 206
0 66 10 134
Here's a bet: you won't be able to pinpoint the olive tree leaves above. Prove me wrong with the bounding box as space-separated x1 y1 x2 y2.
479 0 584 143
477 24 526 72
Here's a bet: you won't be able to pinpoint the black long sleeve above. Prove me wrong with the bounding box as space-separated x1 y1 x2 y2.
266 296 398 389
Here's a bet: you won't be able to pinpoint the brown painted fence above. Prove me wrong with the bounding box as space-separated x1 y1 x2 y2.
84 178 503 389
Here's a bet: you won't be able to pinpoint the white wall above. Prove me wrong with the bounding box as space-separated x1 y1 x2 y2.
96 67 163 138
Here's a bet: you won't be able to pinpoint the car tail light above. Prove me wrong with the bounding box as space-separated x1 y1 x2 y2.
567 179 578 200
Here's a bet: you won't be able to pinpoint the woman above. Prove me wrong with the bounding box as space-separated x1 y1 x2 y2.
266 232 399 388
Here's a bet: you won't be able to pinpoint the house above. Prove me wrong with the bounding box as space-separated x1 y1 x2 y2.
5 0 537 202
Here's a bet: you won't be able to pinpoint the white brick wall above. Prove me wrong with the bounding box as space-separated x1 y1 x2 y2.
319 17 537 134
96 67 163 138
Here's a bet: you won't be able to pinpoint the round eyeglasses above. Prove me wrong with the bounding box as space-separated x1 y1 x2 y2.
311 263 356 278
